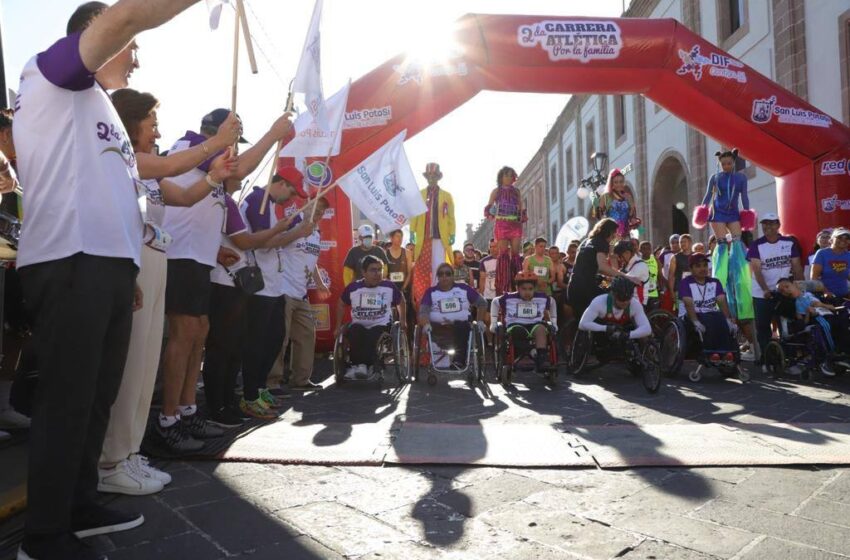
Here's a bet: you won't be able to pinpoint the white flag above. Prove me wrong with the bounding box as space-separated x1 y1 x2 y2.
293 0 327 129
280 81 350 158
337 130 427 232
205 0 230 30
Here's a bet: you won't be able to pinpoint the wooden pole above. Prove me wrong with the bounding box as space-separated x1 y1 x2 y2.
236 0 258 74
258 139 283 215
230 3 240 112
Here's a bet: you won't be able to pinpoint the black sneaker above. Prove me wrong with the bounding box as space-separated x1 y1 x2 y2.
71 504 144 538
208 407 245 428
154 420 204 453
289 381 323 391
184 411 224 439
19 533 107 560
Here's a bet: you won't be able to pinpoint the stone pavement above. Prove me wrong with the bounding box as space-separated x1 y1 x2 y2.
3 362 850 559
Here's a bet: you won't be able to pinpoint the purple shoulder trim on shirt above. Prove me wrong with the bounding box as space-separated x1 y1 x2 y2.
459 282 480 304
341 280 360 306
381 280 402 306
175 130 221 172
712 278 725 295
746 237 763 260
421 287 434 307
36 33 95 91
781 236 802 258
224 196 246 236
243 187 272 232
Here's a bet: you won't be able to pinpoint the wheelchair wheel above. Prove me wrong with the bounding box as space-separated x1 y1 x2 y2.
391 323 410 384
559 319 578 364
641 340 662 394
333 327 349 385
546 332 559 386
493 325 505 384
412 325 422 383
471 323 486 385
569 330 590 375
763 341 785 378
648 310 685 376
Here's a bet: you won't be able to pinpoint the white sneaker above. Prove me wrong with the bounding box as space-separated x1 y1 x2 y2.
98 458 164 496
344 366 358 380
0 429 9 441
356 364 370 380
820 363 836 377
129 453 172 486
786 365 803 376
0 407 30 430
739 349 756 362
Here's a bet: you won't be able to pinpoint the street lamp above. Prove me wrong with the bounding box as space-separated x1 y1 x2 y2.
591 152 608 176
577 151 609 200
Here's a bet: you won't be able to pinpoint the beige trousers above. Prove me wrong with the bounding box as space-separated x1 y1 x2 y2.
282 295 316 387
100 246 167 465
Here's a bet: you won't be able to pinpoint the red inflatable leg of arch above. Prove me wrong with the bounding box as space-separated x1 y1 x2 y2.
293 14 850 350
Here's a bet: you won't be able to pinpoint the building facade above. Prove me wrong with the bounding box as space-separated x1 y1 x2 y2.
516 0 848 247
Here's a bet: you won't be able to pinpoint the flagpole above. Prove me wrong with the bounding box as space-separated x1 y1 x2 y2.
235 0 258 74
258 80 296 216
230 3 240 113
308 80 349 222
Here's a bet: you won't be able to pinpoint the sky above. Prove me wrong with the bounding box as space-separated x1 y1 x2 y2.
2 0 626 247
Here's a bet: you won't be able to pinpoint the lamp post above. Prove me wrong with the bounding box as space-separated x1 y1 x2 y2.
576 151 608 200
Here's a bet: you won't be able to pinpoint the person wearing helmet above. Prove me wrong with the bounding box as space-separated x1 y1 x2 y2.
679 252 738 352
497 271 558 372
578 276 651 345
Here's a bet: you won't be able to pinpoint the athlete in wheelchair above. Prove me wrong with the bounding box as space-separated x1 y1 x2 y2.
492 271 559 386
677 252 749 382
764 278 850 379
571 276 662 393
334 255 409 385
413 263 487 386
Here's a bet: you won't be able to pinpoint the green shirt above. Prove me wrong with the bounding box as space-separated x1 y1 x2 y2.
644 255 659 298
528 255 553 295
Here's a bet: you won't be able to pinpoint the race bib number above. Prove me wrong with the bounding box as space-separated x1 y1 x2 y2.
438 297 462 314
359 293 383 310
517 302 538 319
145 223 172 251
390 272 405 283
534 266 547 277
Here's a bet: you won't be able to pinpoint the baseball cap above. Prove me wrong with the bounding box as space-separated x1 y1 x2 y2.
274 166 308 198
831 227 850 240
357 224 375 238
688 252 710 267
760 212 780 222
817 228 833 238
201 108 248 143
669 234 680 242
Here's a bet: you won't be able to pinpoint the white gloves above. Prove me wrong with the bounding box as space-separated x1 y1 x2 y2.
693 321 707 335
727 318 739 336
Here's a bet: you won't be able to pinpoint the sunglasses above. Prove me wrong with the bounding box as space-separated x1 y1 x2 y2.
437 271 453 277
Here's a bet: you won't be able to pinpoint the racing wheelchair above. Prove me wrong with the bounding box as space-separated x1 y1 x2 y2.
647 308 749 383
568 325 662 393
333 321 410 386
412 321 487 387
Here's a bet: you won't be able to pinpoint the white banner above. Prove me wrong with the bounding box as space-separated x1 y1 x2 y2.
280 82 349 158
336 130 426 232
205 0 230 30
293 0 327 129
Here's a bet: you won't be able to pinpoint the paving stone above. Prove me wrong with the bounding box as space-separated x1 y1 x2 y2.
106 532 224 560
231 535 344 559
434 472 550 518
274 501 413 556
480 501 640 559
683 467 755 485
212 469 291 495
181 495 302 555
794 497 850 527
357 541 445 559
620 538 720 559
817 471 850 504
738 537 847 560
196 461 272 479
156 464 212 489
105 495 191 548
611 511 755 558
158 479 238 509
716 467 832 513
694 499 850 555
376 498 467 546
337 472 452 515
246 468 368 513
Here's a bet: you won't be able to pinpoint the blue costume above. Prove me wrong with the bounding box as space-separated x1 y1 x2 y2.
701 171 749 224
700 171 754 320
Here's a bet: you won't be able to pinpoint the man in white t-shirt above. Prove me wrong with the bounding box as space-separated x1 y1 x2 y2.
279 197 331 390
157 107 293 451
746 213 803 363
614 240 650 306
12 2 208 557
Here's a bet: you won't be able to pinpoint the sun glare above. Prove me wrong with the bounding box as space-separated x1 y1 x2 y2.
403 23 464 65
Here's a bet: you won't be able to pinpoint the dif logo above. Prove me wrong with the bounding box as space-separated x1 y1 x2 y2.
820 159 848 176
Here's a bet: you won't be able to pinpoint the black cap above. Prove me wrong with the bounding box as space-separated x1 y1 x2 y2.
201 108 248 143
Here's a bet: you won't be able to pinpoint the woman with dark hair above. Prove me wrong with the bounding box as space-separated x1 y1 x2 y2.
692 148 755 323
485 166 526 295
591 169 639 240
567 218 627 321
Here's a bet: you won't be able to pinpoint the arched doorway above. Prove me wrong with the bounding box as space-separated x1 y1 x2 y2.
651 153 690 245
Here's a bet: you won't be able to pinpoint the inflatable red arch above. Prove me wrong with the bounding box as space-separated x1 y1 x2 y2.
285 15 850 349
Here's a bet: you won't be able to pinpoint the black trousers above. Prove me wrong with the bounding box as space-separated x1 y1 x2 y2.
19 253 136 536
203 284 248 412
242 294 286 400
348 324 389 366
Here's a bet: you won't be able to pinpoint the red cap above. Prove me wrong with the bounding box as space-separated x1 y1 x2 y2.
275 165 308 198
